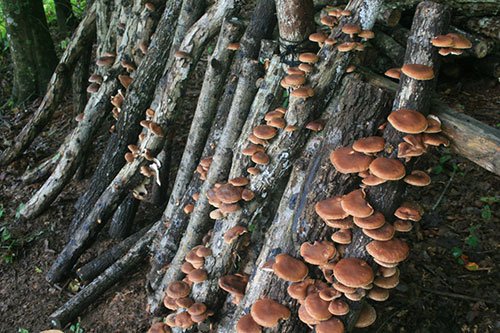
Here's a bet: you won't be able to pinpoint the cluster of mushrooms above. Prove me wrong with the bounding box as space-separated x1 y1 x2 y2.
145 3 474 332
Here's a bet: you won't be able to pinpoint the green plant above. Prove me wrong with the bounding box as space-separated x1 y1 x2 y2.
18 328 29 333
431 153 460 175
479 196 498 221
0 223 45 264
70 321 85 333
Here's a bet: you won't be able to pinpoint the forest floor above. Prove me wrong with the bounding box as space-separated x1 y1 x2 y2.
0 58 499 332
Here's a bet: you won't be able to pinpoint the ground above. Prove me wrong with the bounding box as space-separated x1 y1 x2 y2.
0 48 499 333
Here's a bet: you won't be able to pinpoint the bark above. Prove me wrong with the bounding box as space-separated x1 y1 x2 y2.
222 74 393 333
0 4 97 166
76 225 150 282
149 59 264 315
48 223 160 328
276 0 315 44
383 0 500 17
187 0 382 313
147 0 276 304
55 0 77 35
371 28 405 65
19 0 157 221
69 0 185 233
466 16 500 40
474 55 500 78
108 195 140 239
1 0 58 102
376 4 401 27
46 0 238 284
71 45 92 116
345 2 449 328
361 69 500 176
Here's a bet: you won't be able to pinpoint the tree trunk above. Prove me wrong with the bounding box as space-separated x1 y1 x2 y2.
55 0 77 36
1 0 58 102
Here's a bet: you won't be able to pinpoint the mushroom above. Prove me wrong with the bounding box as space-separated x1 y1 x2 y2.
223 225 248 244
337 42 357 52
236 314 262 333
352 136 385 154
353 211 386 230
328 299 349 316
341 23 361 38
166 281 191 299
247 167 260 175
227 42 241 51
404 170 431 186
387 108 428 134
368 287 390 301
362 223 395 241
374 268 400 288
333 258 374 288
394 201 423 221
331 229 352 244
354 303 377 328
401 63 435 80
96 56 115 67
87 83 100 93
88 74 103 84
304 292 332 321
330 146 373 173
147 322 170 333
187 268 208 283
215 183 243 204
229 177 249 187
305 120 325 132
366 239 410 264
272 253 309 282
218 273 249 304
290 86 314 99
393 219 413 232
253 125 277 140
118 74 133 89
300 241 336 266
369 157 406 181
251 151 270 165
384 67 401 80
298 52 319 64
309 32 328 46
315 196 349 221
250 299 291 327
340 189 374 218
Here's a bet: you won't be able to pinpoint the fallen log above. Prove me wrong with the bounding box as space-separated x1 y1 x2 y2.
466 16 500 40
108 195 140 239
383 0 500 17
76 225 149 282
48 223 160 328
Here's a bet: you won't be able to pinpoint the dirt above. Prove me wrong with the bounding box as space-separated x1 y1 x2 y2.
0 30 499 333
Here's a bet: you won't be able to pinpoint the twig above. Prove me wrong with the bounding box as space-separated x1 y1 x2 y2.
424 288 500 306
431 168 456 211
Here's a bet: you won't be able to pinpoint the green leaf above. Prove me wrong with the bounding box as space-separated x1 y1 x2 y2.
479 196 500 204
15 203 25 219
451 246 462 258
465 235 479 248
1 227 11 241
439 155 451 164
481 205 492 220
0 204 4 219
18 328 29 333
35 266 43 273
432 164 443 175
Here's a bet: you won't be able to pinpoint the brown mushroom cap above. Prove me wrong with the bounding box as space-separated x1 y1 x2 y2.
394 201 423 221
378 266 398 277
425 114 442 133
166 281 191 299
264 110 284 121
368 287 390 301
331 229 352 244
287 279 315 301
361 174 387 186
337 42 357 52
401 64 435 80
332 282 356 294
354 303 377 328
248 133 267 145
299 52 319 64
328 299 349 316
241 189 255 201
236 314 262 333
229 177 250 187
384 67 401 80
175 297 194 309
330 146 373 174
298 63 314 73
315 196 349 220
181 261 195 274
227 42 241 51
369 157 406 181
305 120 324 132
163 296 179 310
393 219 413 232
325 216 354 229
352 136 385 154
147 322 170 333
247 167 260 175
422 133 450 147
187 268 208 283
447 33 472 49
215 184 242 204
304 292 332 321
251 151 270 165
431 34 454 47
87 83 100 93
333 258 374 288
362 223 395 241
300 241 336 265
321 16 337 27
291 86 314 99
319 287 341 301
298 304 319 325
340 189 374 218
219 202 241 214
224 226 248 244
287 67 305 76
353 211 386 230
374 268 400 288
250 299 291 328
267 117 286 129
359 30 375 39
404 170 431 186
272 253 309 282
284 74 306 87
242 144 265 156
219 274 249 298
366 239 410 264
388 108 428 134
344 289 366 301
174 311 194 329
342 23 361 36
309 32 328 43
253 125 277 140
88 74 103 84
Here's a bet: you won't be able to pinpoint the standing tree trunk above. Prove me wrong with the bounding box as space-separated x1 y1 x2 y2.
1 0 58 102
54 0 77 36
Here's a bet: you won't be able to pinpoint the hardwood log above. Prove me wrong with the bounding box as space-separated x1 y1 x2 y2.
76 225 149 282
383 0 500 17
108 195 140 239
466 16 500 40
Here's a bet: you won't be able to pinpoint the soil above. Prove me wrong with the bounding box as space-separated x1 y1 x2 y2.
0 28 499 333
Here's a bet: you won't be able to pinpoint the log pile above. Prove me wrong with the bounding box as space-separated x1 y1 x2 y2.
1 0 499 331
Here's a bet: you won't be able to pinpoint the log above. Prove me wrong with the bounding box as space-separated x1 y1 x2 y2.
46 0 238 284
149 59 264 315
345 1 449 328
69 0 185 232
147 0 276 308
466 16 500 40
276 0 315 45
20 0 151 221
383 0 500 17
222 73 393 333
76 225 149 282
0 3 97 166
360 69 500 176
376 4 401 27
108 195 140 239
48 223 160 328
188 0 384 314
